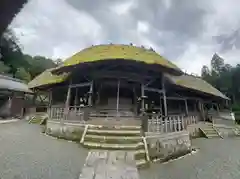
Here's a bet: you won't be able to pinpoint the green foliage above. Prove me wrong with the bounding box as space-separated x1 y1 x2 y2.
0 29 58 82
201 53 240 105
15 67 31 82
0 61 10 73
232 103 240 112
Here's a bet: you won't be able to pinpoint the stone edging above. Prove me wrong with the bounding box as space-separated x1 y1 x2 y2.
0 119 20 124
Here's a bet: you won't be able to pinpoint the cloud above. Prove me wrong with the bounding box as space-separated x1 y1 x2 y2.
10 0 240 74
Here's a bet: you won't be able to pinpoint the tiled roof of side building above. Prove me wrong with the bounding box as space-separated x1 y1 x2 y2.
0 74 32 93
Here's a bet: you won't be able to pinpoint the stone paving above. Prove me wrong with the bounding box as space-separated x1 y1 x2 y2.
1 121 240 179
0 121 88 179
140 138 240 179
79 150 139 179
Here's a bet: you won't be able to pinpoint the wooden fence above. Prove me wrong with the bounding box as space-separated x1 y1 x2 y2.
47 106 84 121
147 114 198 133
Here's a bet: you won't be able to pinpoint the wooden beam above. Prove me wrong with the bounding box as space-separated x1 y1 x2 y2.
144 78 157 87
91 70 152 83
144 87 163 94
70 82 92 88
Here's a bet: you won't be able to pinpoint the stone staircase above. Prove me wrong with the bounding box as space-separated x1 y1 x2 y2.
81 124 149 168
199 123 221 138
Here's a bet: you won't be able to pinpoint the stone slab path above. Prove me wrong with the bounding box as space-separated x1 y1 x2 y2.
79 150 139 179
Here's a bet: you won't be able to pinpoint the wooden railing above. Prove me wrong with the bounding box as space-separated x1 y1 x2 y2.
48 106 84 121
147 114 198 133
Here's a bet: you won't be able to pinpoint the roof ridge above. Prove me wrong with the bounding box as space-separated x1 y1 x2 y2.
0 74 25 83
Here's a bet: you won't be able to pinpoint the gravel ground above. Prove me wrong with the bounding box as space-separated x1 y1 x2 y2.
0 121 88 179
140 138 240 179
1 121 240 179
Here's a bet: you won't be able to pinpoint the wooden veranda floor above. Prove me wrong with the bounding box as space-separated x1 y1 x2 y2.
87 117 141 127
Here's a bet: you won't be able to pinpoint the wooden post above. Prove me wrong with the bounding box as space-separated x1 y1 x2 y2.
184 99 188 115
160 116 163 133
174 116 177 132
64 84 71 120
141 84 145 114
74 88 78 111
181 116 184 129
88 81 93 106
178 116 181 131
48 90 52 118
162 75 167 116
169 116 173 132
116 80 120 116
159 94 162 114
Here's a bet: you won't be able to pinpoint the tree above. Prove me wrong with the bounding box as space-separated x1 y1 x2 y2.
15 67 31 82
0 29 29 77
0 61 10 74
55 58 63 65
201 53 240 106
0 28 57 82
25 55 56 78
201 65 210 78
211 53 225 74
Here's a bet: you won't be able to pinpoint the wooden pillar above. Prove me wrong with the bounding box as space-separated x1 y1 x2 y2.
88 81 93 106
74 88 78 111
159 94 162 115
200 100 205 122
162 75 167 116
32 92 37 107
116 80 120 116
141 84 145 114
184 99 188 115
216 103 219 113
64 85 71 120
48 90 52 118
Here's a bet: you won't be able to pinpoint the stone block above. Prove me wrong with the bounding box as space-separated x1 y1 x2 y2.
145 131 191 162
46 120 84 141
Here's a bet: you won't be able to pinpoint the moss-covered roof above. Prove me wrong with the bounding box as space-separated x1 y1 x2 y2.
56 44 182 73
28 68 70 89
165 74 229 100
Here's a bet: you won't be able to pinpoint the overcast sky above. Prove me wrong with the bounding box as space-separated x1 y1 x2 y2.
10 0 240 74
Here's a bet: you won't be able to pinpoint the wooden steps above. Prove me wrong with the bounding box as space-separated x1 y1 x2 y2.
81 124 149 168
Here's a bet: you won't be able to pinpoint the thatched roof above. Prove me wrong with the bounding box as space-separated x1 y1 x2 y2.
165 74 229 100
0 75 32 93
54 44 182 74
28 68 69 89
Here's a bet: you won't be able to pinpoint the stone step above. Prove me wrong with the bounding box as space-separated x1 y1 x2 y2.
202 127 214 131
204 130 218 134
135 149 147 160
136 159 149 168
206 134 220 138
84 134 142 144
83 141 144 150
87 129 141 136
